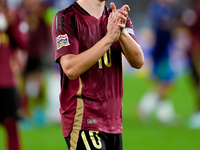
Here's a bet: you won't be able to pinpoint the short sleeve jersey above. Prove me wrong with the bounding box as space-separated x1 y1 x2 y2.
52 2 138 137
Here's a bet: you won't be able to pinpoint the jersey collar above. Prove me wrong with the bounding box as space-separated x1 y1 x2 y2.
74 1 106 16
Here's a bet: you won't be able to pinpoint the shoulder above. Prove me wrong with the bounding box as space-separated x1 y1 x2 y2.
52 3 77 32
54 3 76 20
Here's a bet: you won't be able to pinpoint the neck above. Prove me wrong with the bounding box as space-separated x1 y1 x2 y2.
77 0 105 19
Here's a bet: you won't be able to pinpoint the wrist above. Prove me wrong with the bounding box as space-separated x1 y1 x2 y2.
104 33 116 45
119 28 128 40
100 35 113 51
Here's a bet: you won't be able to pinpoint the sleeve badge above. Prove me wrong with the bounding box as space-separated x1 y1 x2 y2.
56 34 70 50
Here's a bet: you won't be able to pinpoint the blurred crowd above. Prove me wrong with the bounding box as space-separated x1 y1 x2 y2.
0 0 75 126
0 0 73 149
1 0 200 149
136 0 200 129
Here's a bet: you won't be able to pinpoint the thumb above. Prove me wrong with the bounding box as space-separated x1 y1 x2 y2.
110 2 117 12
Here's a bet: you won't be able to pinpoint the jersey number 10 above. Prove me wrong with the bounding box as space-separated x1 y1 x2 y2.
98 48 112 69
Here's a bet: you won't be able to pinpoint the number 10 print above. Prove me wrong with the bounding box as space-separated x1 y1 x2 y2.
98 48 112 69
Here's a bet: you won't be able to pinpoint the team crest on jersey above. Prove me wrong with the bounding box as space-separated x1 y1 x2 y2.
87 119 97 124
56 34 70 50
125 28 135 35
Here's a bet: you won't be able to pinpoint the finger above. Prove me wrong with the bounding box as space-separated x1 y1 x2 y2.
118 23 126 29
112 12 119 24
108 12 117 25
115 11 127 25
108 13 112 19
110 2 117 12
118 9 128 17
118 14 127 23
121 4 130 12
109 12 117 22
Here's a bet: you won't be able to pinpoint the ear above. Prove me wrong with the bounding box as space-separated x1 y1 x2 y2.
110 2 117 12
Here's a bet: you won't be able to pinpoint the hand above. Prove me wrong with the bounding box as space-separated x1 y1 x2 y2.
118 4 130 27
110 2 130 29
120 4 130 13
106 2 131 43
106 11 121 43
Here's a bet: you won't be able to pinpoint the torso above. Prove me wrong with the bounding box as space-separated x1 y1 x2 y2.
52 2 135 137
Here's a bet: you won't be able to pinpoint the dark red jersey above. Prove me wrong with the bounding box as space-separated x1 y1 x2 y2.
52 2 138 137
0 10 29 88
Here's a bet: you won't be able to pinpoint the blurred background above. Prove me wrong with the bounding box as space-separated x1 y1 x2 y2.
1 0 200 149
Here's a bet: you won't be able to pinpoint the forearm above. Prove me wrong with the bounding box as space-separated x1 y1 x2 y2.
60 35 113 80
119 29 144 69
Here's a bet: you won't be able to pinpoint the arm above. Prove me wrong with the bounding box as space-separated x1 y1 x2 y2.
60 12 121 80
119 29 144 69
60 36 112 80
111 3 144 69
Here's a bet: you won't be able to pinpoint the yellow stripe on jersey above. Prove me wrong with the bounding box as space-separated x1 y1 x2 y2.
70 129 80 150
73 77 83 129
70 77 84 149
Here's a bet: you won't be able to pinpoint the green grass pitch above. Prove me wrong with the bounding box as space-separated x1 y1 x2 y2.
0 74 200 150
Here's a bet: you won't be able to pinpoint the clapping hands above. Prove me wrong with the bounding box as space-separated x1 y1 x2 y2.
107 2 130 43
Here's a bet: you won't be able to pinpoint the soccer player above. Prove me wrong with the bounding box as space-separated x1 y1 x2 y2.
52 0 144 149
137 0 178 125
22 0 50 126
0 0 29 150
